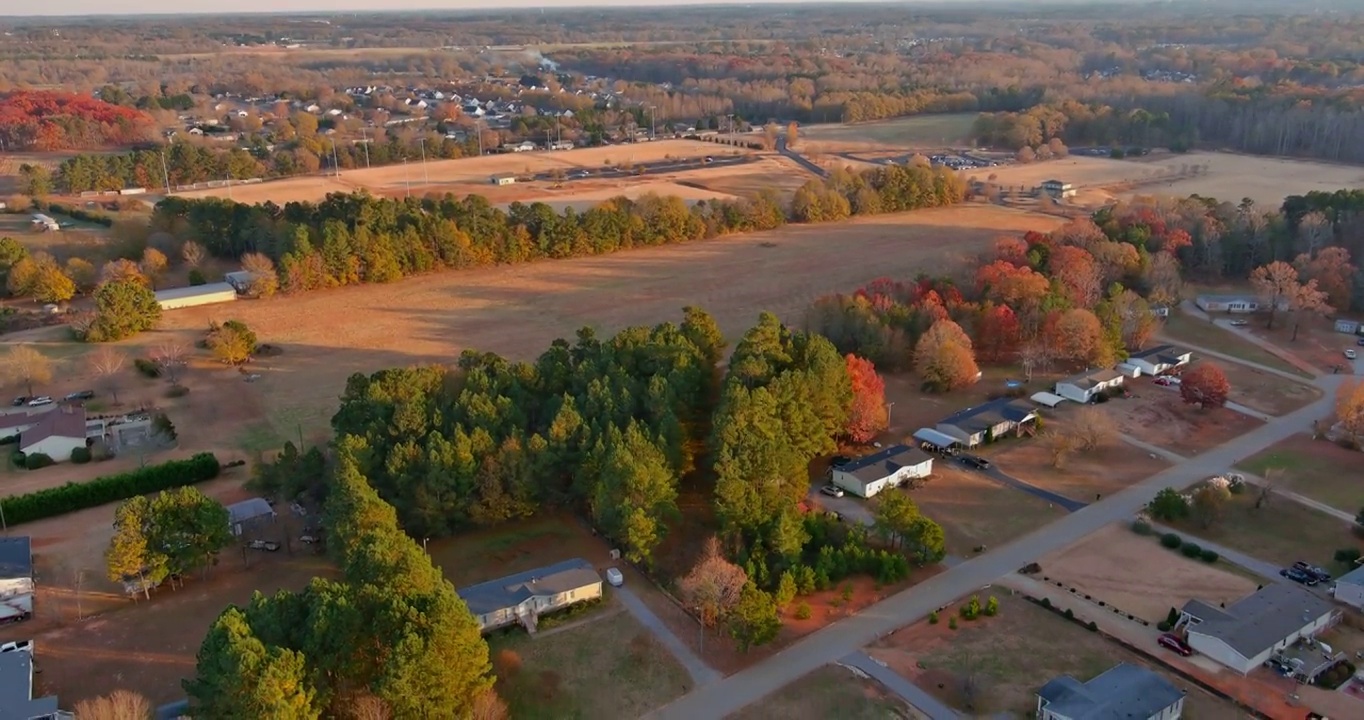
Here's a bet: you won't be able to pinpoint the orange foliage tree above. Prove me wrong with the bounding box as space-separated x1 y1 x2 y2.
1181 363 1230 410
844 354 889 443
0 91 153 150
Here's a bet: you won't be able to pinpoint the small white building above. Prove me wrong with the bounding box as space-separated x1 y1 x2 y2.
155 282 239 310
1335 318 1361 335
1331 565 1364 610
829 445 934 499
1040 179 1076 199
490 173 518 186
1179 583 1339 675
1126 344 1193 376
1054 368 1124 404
1195 294 1264 314
459 558 603 633
18 406 87 461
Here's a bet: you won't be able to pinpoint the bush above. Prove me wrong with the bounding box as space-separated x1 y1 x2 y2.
151 412 177 441
23 453 53 470
1180 543 1203 558
7 451 22 468
1131 520 1152 535
1086 620 1099 631
948 616 957 630
165 385 190 399
188 269 207 286
0 452 219 526
1040 597 1051 608
928 611 939 624
1199 549 1219 563
1157 620 1171 632
133 358 161 377
1160 533 1182 548
1334 548 1362 564
70 446 91 464
0 434 16 446
961 595 982 620
794 602 811 620
1063 608 1074 619
984 596 999 617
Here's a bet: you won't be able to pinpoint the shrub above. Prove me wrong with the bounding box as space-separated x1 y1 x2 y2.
1334 548 1361 564
188 269 207 286
961 595 982 620
133 358 161 377
1160 533 1182 549
0 434 16 446
1131 519 1152 535
151 413 177 441
1199 549 1219 563
1086 620 1098 631
1180 542 1203 558
1166 607 1181 626
948 616 958 630
841 583 854 603
928 611 939 624
0 452 219 526
984 596 999 617
23 453 53 470
1157 620 1171 632
165 385 190 399
794 602 811 620
1063 608 1074 619
1040 597 1052 608
7 451 23 468
70 446 91 464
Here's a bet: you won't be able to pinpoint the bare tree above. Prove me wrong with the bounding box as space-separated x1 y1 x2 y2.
73 566 87 621
349 696 393 720
1018 342 1052 381
240 252 280 297
181 240 207 269
1043 431 1078 468
676 536 748 653
73 690 153 720
470 689 510 720
150 342 190 385
87 345 128 405
5 344 53 396
1072 407 1118 451
1256 468 1281 509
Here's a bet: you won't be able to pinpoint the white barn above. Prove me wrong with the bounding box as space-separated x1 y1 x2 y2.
155 283 239 310
1179 583 1339 675
829 445 934 499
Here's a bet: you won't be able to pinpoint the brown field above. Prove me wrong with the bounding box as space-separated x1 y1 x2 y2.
127 205 1064 442
1104 386 1264 457
1168 489 1362 572
1214 359 1322 416
1237 433 1364 513
797 114 979 154
984 411 1172 502
980 151 1364 208
728 664 919 720
1039 524 1258 623
908 466 1068 555
1160 310 1311 378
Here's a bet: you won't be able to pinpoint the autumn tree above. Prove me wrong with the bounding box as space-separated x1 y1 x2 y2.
87 345 128 405
786 121 798 146
184 608 320 719
914 319 979 392
0 236 28 292
1180 363 1230 410
148 487 233 579
1049 245 1102 308
84 280 161 342
1335 379 1364 440
1192 483 1231 529
974 303 1021 364
844 354 888 443
5 344 52 396
1295 247 1355 311
65 257 98 294
1143 251 1184 308
1046 309 1106 367
6 252 75 303
207 320 257 366
140 247 168 289
1043 431 1079 468
677 536 748 644
101 258 148 287
105 496 169 601
182 240 207 269
1072 406 1118 451
976 261 1049 307
727 582 781 652
240 252 279 297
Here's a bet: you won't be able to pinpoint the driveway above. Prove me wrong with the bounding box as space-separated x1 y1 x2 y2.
645 377 1343 720
613 584 722 688
840 651 960 720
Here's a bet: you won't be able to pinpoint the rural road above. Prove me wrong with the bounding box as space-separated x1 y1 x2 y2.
645 373 1342 720
776 136 827 178
839 651 960 720
613 585 722 688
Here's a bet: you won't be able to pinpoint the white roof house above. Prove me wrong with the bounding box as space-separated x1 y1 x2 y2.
1126 344 1193 376
829 445 933 499
1055 368 1124 404
1331 564 1364 610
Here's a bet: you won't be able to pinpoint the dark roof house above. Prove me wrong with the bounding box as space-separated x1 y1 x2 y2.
18 406 86 451
1181 582 1338 673
1127 344 1192 367
936 398 1037 445
1036 663 1185 720
459 558 602 618
0 538 32 582
0 646 66 720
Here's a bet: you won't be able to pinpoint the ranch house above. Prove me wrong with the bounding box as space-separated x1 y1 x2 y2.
1036 663 1185 720
829 445 933 499
18 406 88 462
1054 368 1124 403
936 398 1038 447
459 558 603 634
1178 583 1339 676
1125 344 1193 376
1195 294 1285 314
1330 564 1364 610
490 173 518 186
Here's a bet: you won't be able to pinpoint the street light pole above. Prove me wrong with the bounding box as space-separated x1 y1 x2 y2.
886 401 896 429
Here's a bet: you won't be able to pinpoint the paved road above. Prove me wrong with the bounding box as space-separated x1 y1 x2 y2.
776 136 828 178
645 377 1341 720
840 651 960 720
614 584 722 688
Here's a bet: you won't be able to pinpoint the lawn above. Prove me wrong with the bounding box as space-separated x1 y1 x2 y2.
727 664 916 720
489 611 690 719
1215 359 1322 416
1160 312 1312 378
986 410 1170 502
1237 434 1363 514
800 114 979 148
426 515 613 589
1103 389 1263 457
908 466 1067 556
1168 491 1363 573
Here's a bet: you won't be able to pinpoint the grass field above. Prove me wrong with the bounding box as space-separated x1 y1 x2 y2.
1105 388 1263 458
1169 491 1362 572
909 467 1067 555
984 412 1171 502
1160 312 1312 378
1214 359 1322 416
1237 434 1364 513
798 114 978 151
727 664 917 720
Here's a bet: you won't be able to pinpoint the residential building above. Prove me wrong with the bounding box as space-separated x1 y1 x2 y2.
1178 583 1339 674
226 498 276 537
1036 663 1185 720
0 641 69 720
18 406 87 461
935 398 1038 447
1054 368 1124 404
1040 179 1077 199
459 558 603 633
490 173 518 186
1334 318 1361 335
1126 344 1193 376
1195 294 1272 314
1330 564 1364 610
829 445 933 499
912 427 961 454
0 408 54 441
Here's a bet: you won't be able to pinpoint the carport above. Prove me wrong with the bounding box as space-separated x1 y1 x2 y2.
226 497 276 537
912 428 961 453
1030 391 1067 408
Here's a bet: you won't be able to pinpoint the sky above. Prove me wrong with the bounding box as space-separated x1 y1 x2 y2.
6 0 874 18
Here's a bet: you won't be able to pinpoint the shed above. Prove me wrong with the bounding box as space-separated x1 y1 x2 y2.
1030 392 1066 408
490 173 518 186
1335 318 1361 335
912 428 961 453
155 282 238 311
226 497 276 537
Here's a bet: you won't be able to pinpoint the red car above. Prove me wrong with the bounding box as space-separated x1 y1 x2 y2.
1158 633 1193 657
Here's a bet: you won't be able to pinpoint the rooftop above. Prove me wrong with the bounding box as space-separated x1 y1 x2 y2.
226 497 275 526
912 427 960 448
1334 563 1364 588
153 283 238 302
458 558 601 616
1197 293 1260 303
1128 343 1192 363
836 445 933 487
19 405 86 447
1182 583 1337 659
1037 663 1184 720
0 648 60 720
1059 367 1123 390
938 397 1036 436
0 538 31 581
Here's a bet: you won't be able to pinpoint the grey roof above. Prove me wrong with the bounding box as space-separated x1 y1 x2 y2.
0 538 31 581
1128 344 1191 363
1037 663 1184 720
913 428 960 448
1058 367 1123 391
1334 564 1364 588
0 650 60 720
1198 294 1260 303
19 406 86 447
1182 583 1336 659
226 498 275 526
458 558 601 616
153 282 238 302
939 398 1036 436
836 445 932 488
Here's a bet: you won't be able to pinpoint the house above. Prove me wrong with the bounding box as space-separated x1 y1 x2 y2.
490 173 518 186
1036 663 1185 720
1330 564 1364 610
1178 583 1340 675
829 445 933 498
935 398 1038 447
225 498 276 537
29 214 58 232
458 558 603 633
154 283 239 310
19 406 87 461
912 427 961 454
0 641 69 720
1055 368 1124 403
1040 179 1076 199
1335 318 1361 335
0 408 54 442
0 537 34 625
1195 294 1264 314
1126 344 1193 376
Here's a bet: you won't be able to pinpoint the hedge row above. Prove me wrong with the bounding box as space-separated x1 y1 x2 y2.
0 452 220 526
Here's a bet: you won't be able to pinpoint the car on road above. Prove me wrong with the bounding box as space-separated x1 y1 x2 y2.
1357 337 1364 346
1157 633 1193 656
1346 349 1358 360
1153 376 1181 386
819 484 845 498
958 454 991 470
1292 561 1331 582
1280 567 1318 586
1228 319 1249 327
605 567 624 587
248 540 280 552
26 397 53 407
64 390 95 401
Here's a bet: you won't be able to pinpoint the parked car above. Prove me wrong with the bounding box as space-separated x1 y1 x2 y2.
958 454 991 470
605 567 624 587
1292 561 1331 582
1346 349 1358 360
64 390 95 401
1228 319 1249 327
26 397 53 407
1280 567 1318 586
819 484 845 498
1158 633 1193 656
247 540 280 552
10 397 29 407
1357 337 1364 346
1153 376 1181 386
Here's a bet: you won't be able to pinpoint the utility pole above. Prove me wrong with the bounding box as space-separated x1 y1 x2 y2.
648 105 656 140
330 139 341 177
476 119 484 156
359 124 371 168
886 401 896 429
403 157 411 198
419 137 429 186
159 149 172 195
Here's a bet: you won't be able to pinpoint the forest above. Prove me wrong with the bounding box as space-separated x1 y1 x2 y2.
0 91 155 150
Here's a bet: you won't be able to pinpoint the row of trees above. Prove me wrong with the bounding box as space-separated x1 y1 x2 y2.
105 487 232 599
789 163 965 222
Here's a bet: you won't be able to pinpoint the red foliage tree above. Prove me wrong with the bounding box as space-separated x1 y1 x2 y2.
1048 245 1103 308
844 354 889 443
1180 363 1230 410
0 91 153 150
993 235 1029 265
976 261 1050 307
974 303 1021 363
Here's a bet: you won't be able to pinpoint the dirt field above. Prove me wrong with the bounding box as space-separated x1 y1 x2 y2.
1103 387 1264 457
868 595 1238 718
1242 313 1360 376
1160 311 1312 378
1215 359 1323 416
979 151 1364 208
908 466 1068 556
1169 490 1362 572
728 664 919 720
797 114 979 153
1040 524 1258 623
134 205 1063 442
985 414 1171 502
1237 434 1363 513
